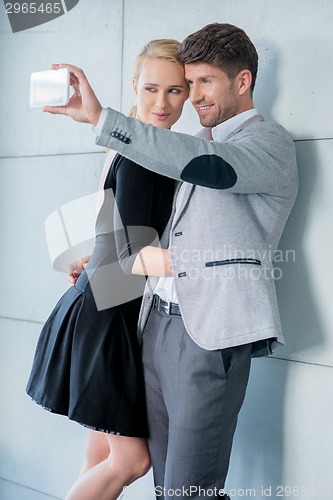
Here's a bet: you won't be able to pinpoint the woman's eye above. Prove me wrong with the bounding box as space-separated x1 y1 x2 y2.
169 88 180 93
145 87 157 92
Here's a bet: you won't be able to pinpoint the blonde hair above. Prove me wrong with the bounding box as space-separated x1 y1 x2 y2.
128 38 183 118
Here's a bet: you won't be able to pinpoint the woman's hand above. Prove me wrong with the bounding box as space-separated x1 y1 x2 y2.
67 256 90 285
43 64 102 126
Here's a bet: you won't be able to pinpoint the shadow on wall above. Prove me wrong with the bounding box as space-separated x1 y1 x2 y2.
226 357 289 496
276 140 325 359
253 41 280 123
256 39 324 359
255 39 325 358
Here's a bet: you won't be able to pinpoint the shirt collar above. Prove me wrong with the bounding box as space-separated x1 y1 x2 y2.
199 108 258 142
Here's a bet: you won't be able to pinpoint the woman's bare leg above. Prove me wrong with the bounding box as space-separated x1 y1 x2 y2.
65 434 151 500
79 430 110 476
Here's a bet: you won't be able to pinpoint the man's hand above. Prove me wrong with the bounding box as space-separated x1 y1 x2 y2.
67 256 90 285
43 64 102 126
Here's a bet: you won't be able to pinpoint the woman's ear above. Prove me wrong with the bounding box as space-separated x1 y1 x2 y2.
132 79 138 95
238 69 252 96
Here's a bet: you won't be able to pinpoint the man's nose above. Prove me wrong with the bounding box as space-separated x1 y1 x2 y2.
189 84 204 104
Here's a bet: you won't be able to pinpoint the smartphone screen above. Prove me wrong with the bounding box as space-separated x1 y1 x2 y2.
30 68 70 108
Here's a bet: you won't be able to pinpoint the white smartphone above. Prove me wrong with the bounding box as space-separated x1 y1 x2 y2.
30 68 70 108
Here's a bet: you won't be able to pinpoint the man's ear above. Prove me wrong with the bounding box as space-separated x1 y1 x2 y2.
132 79 138 95
238 70 252 95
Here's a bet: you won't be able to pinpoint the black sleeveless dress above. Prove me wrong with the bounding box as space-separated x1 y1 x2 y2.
26 154 174 437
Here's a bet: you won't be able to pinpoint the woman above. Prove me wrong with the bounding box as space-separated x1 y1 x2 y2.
26 39 188 500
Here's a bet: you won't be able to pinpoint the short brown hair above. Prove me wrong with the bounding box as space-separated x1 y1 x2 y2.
178 23 258 92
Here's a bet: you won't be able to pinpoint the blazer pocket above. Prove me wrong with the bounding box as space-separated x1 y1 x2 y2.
205 258 261 267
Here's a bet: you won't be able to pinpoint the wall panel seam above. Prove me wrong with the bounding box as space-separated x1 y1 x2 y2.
0 152 104 160
294 137 333 143
271 356 333 369
0 315 44 325
0 476 62 499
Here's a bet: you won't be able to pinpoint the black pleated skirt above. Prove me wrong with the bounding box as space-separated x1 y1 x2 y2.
26 271 148 437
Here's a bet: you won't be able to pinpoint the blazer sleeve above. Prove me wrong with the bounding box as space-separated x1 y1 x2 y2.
113 156 162 275
96 108 298 196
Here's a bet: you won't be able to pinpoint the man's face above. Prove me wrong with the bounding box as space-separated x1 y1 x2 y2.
185 63 241 128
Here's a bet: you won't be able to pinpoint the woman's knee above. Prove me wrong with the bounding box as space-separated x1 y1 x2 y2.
128 450 151 480
106 436 151 483
120 455 151 485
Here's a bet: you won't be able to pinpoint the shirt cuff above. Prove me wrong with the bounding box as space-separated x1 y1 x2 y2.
92 107 108 135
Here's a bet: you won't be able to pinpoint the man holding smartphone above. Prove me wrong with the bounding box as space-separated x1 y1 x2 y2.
44 23 298 500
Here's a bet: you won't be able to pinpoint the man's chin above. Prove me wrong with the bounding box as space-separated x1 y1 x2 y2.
199 116 214 128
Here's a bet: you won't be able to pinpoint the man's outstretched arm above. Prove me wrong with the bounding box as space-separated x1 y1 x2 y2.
45 64 297 196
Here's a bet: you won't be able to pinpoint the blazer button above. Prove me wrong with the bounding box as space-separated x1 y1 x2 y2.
175 231 183 236
111 129 131 144
178 272 187 278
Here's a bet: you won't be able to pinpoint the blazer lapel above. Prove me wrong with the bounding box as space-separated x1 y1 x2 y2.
172 182 196 230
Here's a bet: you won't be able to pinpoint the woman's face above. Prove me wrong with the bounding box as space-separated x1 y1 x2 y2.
133 58 188 129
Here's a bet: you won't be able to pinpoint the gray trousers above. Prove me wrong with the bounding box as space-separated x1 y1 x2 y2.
142 308 252 500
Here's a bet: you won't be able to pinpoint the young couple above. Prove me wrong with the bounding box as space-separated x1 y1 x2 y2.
27 23 298 500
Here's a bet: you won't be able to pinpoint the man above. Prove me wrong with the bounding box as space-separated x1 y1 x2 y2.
45 23 298 499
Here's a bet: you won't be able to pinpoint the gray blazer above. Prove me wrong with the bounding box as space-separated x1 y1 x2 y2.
96 111 298 356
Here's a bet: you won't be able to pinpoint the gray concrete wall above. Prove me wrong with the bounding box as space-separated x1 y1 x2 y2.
1 1 332 498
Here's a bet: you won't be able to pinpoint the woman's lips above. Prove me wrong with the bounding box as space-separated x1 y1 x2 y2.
151 112 171 121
